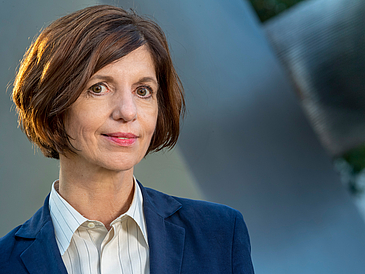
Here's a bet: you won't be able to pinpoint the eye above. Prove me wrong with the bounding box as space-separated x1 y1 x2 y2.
88 83 108 95
136 86 152 98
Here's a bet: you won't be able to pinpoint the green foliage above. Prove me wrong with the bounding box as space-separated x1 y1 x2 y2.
335 144 365 195
249 0 306 22
342 145 365 173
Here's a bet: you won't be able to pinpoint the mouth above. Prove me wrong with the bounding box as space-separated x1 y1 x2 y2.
105 136 130 140
102 132 138 138
102 132 138 146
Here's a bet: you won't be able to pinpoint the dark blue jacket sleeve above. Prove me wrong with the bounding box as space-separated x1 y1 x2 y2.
232 211 255 274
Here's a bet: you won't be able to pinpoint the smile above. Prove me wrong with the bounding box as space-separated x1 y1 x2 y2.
102 133 138 146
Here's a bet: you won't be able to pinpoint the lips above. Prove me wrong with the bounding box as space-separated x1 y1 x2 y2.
102 132 138 146
104 132 138 138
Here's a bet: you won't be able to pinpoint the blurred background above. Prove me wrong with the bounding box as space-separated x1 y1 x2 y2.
1 0 365 273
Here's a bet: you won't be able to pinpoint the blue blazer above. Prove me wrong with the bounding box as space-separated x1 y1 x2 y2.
0 182 254 274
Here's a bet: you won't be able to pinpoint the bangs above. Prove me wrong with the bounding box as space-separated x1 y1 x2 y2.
93 25 146 73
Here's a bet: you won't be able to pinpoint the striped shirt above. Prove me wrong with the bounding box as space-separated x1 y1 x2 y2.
49 178 149 274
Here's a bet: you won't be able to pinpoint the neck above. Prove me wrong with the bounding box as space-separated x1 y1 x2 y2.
58 155 135 230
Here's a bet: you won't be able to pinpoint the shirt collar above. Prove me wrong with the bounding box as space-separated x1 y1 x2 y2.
111 176 148 244
49 177 147 255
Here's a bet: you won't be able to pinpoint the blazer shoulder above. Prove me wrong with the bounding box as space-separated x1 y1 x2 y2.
0 224 21 250
171 197 254 273
166 195 254 273
144 185 245 223
0 196 50 266
174 195 244 221
0 224 26 267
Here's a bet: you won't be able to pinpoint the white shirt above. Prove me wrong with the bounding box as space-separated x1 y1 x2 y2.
49 178 149 274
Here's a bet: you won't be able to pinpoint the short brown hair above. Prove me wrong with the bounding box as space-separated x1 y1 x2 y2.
12 5 185 159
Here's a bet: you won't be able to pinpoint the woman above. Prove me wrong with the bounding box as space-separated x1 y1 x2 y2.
0 5 254 274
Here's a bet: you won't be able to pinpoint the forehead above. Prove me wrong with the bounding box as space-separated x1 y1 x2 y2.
91 45 157 83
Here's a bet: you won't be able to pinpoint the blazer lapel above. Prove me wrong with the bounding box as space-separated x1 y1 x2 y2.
139 182 185 274
15 196 67 274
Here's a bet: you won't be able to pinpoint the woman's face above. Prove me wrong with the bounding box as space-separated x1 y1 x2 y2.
64 45 158 172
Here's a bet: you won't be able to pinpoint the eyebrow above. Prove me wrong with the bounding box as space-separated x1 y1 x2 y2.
135 77 158 86
89 75 158 87
89 75 114 83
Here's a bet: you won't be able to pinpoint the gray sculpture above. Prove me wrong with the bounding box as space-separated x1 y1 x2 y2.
265 0 365 157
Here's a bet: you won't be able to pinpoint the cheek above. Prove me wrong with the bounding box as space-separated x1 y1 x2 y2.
63 112 75 138
148 106 159 135
139 101 158 134
65 109 98 142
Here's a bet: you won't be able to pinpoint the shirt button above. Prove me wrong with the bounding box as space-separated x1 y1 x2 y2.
87 222 95 229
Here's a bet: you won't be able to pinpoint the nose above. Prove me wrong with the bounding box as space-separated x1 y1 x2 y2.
112 91 137 122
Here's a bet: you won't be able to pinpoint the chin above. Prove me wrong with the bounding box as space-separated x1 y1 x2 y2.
99 158 139 172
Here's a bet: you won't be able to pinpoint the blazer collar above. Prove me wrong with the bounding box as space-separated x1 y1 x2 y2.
15 195 52 239
138 181 186 274
15 195 67 274
138 180 182 218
